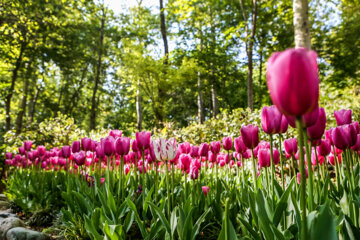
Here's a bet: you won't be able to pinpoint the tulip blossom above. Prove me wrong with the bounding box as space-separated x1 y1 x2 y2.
199 143 209 157
261 105 282 134
234 137 247 153
280 115 288 133
240 124 259 149
24 141 33 151
109 130 122 138
222 137 233 151
72 141 81 153
179 154 192 173
81 137 92 151
190 145 200 158
114 137 131 156
73 151 86 166
18 147 26 155
328 153 341 166
317 139 331 156
210 141 221 154
190 165 199 179
136 131 151 150
5 152 12 159
334 109 352 126
153 138 177 161
267 48 319 116
297 168 309 184
351 134 360 151
258 149 271 168
284 138 298 156
37 146 46 156
331 124 357 149
307 108 326 140
101 137 115 156
61 146 71 158
202 186 209 196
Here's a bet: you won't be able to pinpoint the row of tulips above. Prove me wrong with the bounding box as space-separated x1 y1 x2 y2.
4 48 360 239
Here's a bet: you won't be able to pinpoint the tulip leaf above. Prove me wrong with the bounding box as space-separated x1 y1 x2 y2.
255 190 274 240
126 198 147 238
239 216 261 240
147 201 171 235
273 178 294 227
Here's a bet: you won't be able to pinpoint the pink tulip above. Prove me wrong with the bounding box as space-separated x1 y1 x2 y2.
325 129 334 145
332 124 357 149
210 141 221 154
101 178 105 185
190 165 199 179
178 142 191 154
258 148 271 168
334 109 352 126
307 107 326 140
24 141 33 151
208 151 216 163
109 130 122 138
114 137 131 156
179 154 192 173
73 151 86 166
267 48 319 116
61 146 71 158
5 152 12 159
317 139 331 156
101 136 115 156
136 131 151 151
72 141 81 153
18 147 26 155
261 105 282 134
297 168 309 184
222 137 233 151
234 136 247 154
190 145 200 158
328 153 341 166
81 137 92 151
37 146 46 156
202 186 209 196
351 134 360 151
199 143 209 157
240 124 259 149
280 115 289 133
284 138 298 156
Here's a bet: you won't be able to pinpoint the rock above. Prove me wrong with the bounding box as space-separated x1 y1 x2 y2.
0 212 18 219
0 217 25 238
0 194 7 202
6 227 50 240
0 201 10 210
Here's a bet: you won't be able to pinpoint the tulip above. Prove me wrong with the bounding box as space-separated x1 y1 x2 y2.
5 152 12 159
210 141 221 154
73 151 86 166
284 138 297 156
325 129 334 145
332 124 357 150
24 141 33 151
222 137 233 151
208 151 216 163
273 148 280 165
317 139 331 156
136 131 151 151
190 145 200 158
329 153 341 166
202 186 209 196
261 105 282 134
190 165 199 179
114 137 131 156
96 145 105 159
153 138 177 161
131 140 139 152
266 48 319 116
179 154 192 173
234 137 247 153
109 130 122 138
334 109 352 126
352 121 360 134
199 143 209 157
258 149 271 168
101 137 115 156
351 134 360 151
37 146 46 156
81 137 92 151
72 141 81 153
280 115 288 133
240 124 259 149
61 146 71 158
18 147 26 155
307 108 326 140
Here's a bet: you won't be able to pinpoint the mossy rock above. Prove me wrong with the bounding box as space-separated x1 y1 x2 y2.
28 210 55 228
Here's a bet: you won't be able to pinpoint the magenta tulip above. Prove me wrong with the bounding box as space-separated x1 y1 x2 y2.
307 108 326 140
351 134 360 151
202 186 209 196
325 129 334 145
332 124 357 149
317 139 331 156
222 137 233 151
101 137 115 156
190 165 199 179
258 149 271 168
178 142 191 154
210 141 221 154
73 151 86 166
284 138 298 156
240 124 259 149
71 141 80 153
109 130 122 138
267 48 319 116
61 146 71 158
18 147 26 155
261 105 282 134
234 137 247 153
96 145 105 159
5 152 12 159
136 131 151 151
37 146 46 156
334 109 352 126
280 115 288 133
273 148 280 165
190 145 200 158
199 143 209 157
114 137 131 155
24 141 33 151
179 154 192 173
81 137 92 151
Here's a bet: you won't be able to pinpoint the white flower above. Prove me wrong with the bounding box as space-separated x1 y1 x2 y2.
153 137 177 161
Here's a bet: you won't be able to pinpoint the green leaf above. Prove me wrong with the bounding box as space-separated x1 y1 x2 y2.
147 201 171 235
273 178 294 227
126 198 147 238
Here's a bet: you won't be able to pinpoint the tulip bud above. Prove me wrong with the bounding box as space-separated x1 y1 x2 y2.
234 137 247 153
332 124 357 149
334 109 352 126
190 145 200 158
240 124 259 149
325 129 334 145
81 137 92 151
101 136 115 156
267 48 319 116
18 147 26 155
114 137 131 156
202 186 209 196
317 139 331 156
72 141 81 153
190 165 199 179
307 107 326 140
37 146 46 156
261 105 282 134
258 149 271 168
280 115 288 133
24 141 33 151
351 134 360 151
73 151 86 166
61 145 71 158
199 143 209 157
284 138 298 156
210 141 221 154
136 131 151 151
222 137 233 151
178 142 191 154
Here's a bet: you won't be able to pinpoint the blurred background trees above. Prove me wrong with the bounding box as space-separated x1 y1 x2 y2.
0 0 359 137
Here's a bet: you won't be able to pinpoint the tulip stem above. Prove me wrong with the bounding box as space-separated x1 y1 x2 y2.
251 149 257 193
303 131 314 211
296 117 307 240
171 162 175 209
120 155 124 199
269 135 275 206
165 160 171 218
278 134 285 189
141 150 146 208
154 161 158 202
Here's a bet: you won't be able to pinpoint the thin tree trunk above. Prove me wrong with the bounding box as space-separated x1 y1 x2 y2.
210 8 218 119
293 0 311 49
29 85 40 124
68 65 88 114
259 48 263 86
15 62 32 134
5 42 25 131
90 6 105 130
136 78 142 131
197 71 204 124
159 0 169 64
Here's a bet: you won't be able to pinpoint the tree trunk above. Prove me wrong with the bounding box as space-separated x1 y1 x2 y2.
90 7 105 130
29 85 40 124
136 78 142 131
159 0 169 64
259 48 263 87
197 71 204 124
15 62 32 134
68 65 88 115
210 8 218 119
5 42 25 131
293 0 311 49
